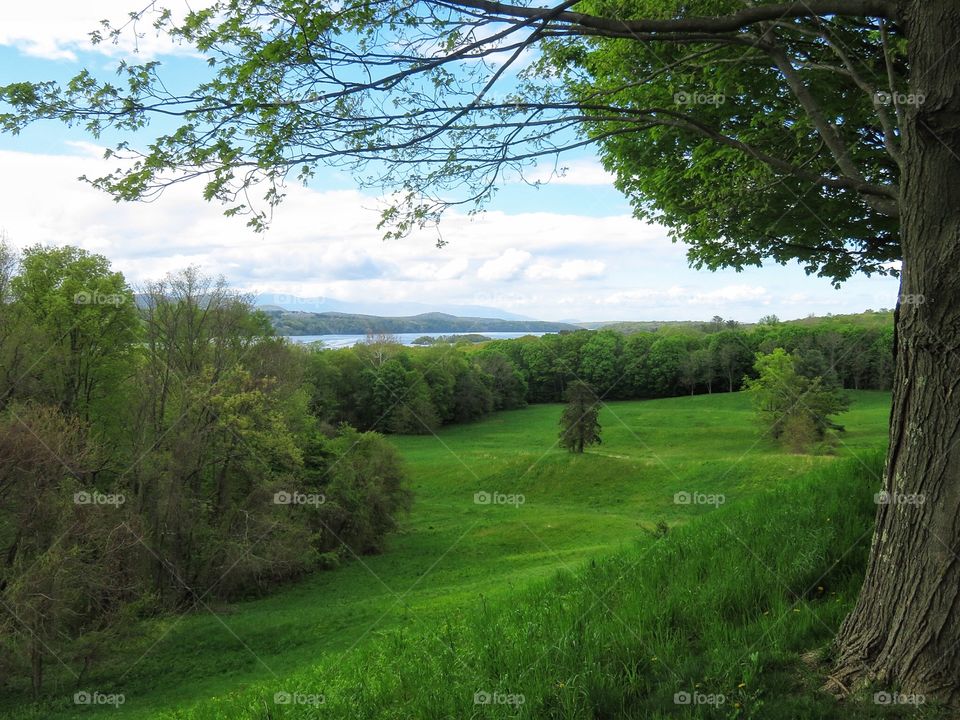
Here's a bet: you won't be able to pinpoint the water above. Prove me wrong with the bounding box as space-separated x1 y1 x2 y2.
285 331 550 348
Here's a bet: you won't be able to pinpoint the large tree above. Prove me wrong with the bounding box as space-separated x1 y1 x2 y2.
9 245 138 420
2 0 958 704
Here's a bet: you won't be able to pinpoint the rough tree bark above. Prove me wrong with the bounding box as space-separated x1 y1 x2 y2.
831 0 960 703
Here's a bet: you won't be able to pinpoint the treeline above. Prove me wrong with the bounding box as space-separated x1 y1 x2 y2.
306 340 530 434
305 319 893 434
487 319 893 401
0 244 410 697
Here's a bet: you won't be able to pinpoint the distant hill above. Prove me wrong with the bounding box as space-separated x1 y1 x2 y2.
267 308 893 337
586 309 894 335
264 310 578 336
252 294 535 321
782 309 894 329
581 320 715 334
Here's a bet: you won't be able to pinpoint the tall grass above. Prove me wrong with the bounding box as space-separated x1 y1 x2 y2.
152 451 934 719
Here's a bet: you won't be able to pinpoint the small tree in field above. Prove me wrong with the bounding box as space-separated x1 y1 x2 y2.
559 381 602 454
744 349 850 449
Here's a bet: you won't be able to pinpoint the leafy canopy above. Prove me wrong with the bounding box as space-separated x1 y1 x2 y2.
0 0 903 281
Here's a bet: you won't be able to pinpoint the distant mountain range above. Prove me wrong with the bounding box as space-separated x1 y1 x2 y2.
263 310 578 336
253 294 535 321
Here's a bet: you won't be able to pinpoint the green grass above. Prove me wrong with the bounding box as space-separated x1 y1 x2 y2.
3 391 912 720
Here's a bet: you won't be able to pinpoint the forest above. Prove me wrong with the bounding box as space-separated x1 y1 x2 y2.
0 243 410 696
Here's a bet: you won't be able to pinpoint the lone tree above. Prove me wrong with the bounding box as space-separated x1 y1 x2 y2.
559 380 602 453
2 0 959 703
744 348 851 444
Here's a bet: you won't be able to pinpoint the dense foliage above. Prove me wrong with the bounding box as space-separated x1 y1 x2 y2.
0 244 410 696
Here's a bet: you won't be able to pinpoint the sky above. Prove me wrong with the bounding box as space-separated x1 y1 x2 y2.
0 2 902 323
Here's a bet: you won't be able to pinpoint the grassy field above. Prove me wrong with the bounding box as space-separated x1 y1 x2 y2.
2 390 902 719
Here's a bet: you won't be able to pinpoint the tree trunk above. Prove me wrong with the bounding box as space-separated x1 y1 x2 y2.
831 0 960 704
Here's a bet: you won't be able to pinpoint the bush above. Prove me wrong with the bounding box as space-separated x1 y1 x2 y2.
305 426 412 556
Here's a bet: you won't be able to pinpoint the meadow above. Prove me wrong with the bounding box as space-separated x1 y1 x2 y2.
3 390 916 719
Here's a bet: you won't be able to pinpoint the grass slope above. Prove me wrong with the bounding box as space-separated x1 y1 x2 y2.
3 391 907 719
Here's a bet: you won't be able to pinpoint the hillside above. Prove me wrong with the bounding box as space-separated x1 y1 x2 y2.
587 309 895 335
784 309 895 329
2 391 904 720
264 309 578 335
583 319 722 334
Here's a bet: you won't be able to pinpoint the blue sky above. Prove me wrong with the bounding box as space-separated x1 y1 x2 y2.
0 2 902 322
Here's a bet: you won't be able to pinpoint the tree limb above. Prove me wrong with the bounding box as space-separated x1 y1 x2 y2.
445 0 899 37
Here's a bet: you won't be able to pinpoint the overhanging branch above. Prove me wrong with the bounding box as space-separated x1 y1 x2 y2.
445 0 898 37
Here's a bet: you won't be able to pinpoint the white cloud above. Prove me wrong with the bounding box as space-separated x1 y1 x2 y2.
0 146 901 322
63 140 107 157
602 287 687 305
601 284 769 307
0 2 208 60
692 284 769 304
477 249 531 281
526 259 605 281
399 257 469 281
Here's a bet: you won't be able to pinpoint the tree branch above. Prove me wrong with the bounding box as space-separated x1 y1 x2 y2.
445 0 898 37
642 107 900 215
759 34 881 197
